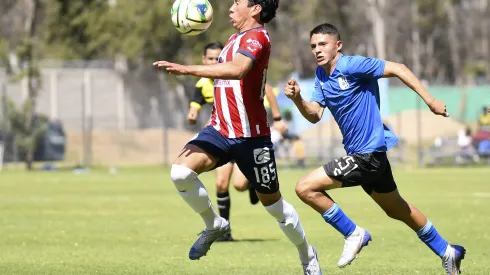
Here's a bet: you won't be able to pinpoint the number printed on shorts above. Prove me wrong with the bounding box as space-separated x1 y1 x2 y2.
253 162 277 190
333 156 359 176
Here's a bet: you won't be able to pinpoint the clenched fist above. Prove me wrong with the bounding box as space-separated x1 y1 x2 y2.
284 78 301 100
427 98 449 117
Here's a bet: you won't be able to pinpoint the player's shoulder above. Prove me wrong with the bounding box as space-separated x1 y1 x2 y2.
337 54 366 74
195 77 211 88
241 27 270 44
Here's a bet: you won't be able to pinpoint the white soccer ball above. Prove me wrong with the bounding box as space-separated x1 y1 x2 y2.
171 0 213 36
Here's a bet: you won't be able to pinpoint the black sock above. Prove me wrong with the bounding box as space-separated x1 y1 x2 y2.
217 191 230 221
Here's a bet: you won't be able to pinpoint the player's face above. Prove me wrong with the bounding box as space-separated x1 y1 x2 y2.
229 0 259 30
310 33 342 66
202 48 221 65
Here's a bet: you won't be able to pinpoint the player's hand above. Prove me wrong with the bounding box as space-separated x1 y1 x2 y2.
284 78 301 100
187 109 198 125
187 113 197 125
427 98 449 117
273 120 288 134
153 60 189 75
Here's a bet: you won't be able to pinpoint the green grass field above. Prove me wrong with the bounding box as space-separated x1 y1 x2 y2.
1 167 489 275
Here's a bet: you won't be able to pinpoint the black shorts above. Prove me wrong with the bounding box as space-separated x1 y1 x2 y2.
323 152 397 194
188 126 279 194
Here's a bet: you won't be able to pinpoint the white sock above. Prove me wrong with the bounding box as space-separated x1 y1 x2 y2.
265 197 315 264
171 164 222 230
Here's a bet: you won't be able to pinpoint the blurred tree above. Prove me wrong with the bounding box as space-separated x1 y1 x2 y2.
0 0 44 169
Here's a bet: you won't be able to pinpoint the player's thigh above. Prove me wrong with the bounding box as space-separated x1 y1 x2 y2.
325 153 387 190
231 162 248 191
296 166 342 195
256 190 282 207
361 154 398 195
215 162 233 190
175 126 233 174
174 144 218 174
232 137 279 195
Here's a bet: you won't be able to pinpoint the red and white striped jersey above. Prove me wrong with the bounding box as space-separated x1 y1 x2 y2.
209 27 271 138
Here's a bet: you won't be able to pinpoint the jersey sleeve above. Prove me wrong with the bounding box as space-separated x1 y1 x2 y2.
345 55 386 80
190 82 206 109
310 68 327 107
236 31 268 63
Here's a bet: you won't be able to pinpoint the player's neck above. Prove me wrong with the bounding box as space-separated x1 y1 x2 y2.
322 54 341 75
238 21 263 33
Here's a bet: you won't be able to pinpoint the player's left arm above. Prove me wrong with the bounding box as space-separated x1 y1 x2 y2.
154 33 266 80
382 61 448 117
265 84 287 134
190 54 254 80
153 54 253 80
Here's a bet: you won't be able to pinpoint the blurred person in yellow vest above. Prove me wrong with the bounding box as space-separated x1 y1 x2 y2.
478 105 490 130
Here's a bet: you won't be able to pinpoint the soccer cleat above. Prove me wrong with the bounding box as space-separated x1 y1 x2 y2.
248 186 259 205
337 226 372 268
188 220 231 260
302 246 322 275
215 231 234 242
442 244 466 275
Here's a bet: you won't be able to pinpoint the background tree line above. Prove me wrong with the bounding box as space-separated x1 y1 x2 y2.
0 0 489 168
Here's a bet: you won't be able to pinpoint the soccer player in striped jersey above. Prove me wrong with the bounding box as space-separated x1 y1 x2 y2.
187 43 287 240
154 1 321 274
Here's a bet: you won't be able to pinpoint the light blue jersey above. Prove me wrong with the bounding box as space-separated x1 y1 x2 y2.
311 54 398 155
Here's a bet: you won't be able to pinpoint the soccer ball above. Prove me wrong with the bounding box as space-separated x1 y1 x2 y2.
171 0 213 36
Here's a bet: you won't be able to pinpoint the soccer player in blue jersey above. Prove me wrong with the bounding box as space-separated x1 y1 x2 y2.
285 23 465 275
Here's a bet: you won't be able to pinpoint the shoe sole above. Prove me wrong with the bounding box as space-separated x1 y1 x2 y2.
188 224 231 260
338 230 372 268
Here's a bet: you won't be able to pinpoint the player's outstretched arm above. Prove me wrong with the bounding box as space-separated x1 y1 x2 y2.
382 61 448 117
285 78 324 124
265 84 287 133
153 53 253 80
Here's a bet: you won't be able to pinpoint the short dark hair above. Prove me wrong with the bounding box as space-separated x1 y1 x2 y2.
310 23 341 40
248 0 279 24
203 42 223 55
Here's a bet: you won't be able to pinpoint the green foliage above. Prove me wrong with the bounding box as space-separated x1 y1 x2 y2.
4 98 49 153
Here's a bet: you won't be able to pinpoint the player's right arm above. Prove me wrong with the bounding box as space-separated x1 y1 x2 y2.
346 55 447 117
187 84 207 125
285 78 325 124
382 61 447 117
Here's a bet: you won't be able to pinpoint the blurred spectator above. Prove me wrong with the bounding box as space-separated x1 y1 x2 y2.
457 127 479 164
291 135 306 168
478 139 490 158
478 105 490 130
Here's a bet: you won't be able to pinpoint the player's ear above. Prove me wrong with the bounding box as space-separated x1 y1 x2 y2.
202 55 206 63
250 4 262 17
336 40 343 52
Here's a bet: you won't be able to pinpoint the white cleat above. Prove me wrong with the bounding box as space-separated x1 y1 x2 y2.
302 246 322 275
442 244 466 275
337 226 372 268
188 219 231 260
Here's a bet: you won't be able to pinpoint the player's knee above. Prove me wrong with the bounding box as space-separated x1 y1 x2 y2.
215 177 229 193
295 178 313 200
170 164 197 190
233 180 248 192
